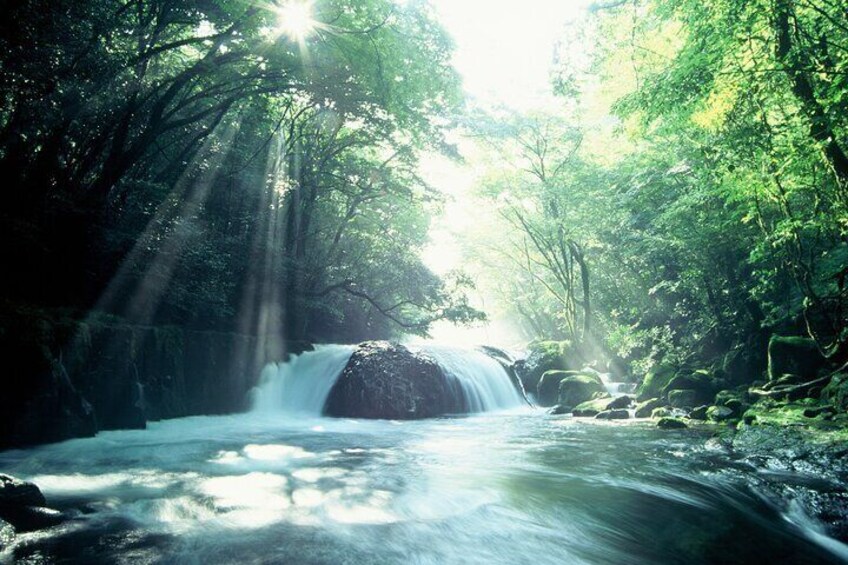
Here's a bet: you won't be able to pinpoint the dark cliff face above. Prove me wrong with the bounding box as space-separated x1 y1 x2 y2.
323 341 468 420
0 310 312 450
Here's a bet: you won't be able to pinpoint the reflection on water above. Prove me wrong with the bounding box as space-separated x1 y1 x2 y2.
1 411 847 564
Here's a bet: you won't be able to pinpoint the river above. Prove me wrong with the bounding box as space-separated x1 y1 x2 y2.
1 346 847 563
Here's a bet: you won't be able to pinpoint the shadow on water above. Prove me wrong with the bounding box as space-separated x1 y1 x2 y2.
1 413 847 564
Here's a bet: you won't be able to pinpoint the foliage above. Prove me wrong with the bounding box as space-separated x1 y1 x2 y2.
470 0 848 373
0 0 478 341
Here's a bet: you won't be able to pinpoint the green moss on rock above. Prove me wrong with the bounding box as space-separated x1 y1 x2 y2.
635 398 663 418
555 372 607 410
657 417 688 429
637 364 677 401
767 335 826 382
521 340 579 393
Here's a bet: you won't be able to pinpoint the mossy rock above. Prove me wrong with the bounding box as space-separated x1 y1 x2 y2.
607 395 633 410
572 396 614 417
689 405 709 420
652 407 673 419
657 417 687 430
822 373 848 413
767 336 826 382
521 340 580 393
635 397 663 418
537 370 571 406
596 409 629 420
555 372 607 409
637 364 677 401
706 405 734 422
668 389 697 409
713 389 750 417
661 370 720 406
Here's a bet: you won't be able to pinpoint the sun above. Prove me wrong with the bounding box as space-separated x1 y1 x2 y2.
276 1 317 41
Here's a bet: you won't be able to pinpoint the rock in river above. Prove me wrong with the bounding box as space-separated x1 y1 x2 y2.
323 342 467 419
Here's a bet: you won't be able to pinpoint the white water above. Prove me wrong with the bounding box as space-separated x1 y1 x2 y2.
251 345 356 414
2 412 846 564
413 344 523 412
251 343 523 416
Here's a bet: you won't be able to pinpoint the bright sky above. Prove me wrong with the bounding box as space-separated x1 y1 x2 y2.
420 0 591 345
431 0 590 110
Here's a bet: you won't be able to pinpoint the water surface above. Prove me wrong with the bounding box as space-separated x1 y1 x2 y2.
2 410 847 564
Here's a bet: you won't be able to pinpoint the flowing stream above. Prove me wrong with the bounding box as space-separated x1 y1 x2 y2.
1 347 847 564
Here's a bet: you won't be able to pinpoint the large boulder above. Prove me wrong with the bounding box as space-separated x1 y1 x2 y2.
767 336 827 382
636 364 677 401
596 409 629 420
572 397 614 417
519 341 580 396
323 342 466 419
657 417 687 429
635 397 663 418
661 370 720 406
0 475 63 533
556 372 607 410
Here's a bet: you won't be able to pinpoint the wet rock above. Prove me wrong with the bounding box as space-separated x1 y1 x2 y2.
0 505 64 533
0 475 46 508
636 364 677 401
536 370 570 406
689 405 710 420
519 341 581 394
767 336 826 382
0 475 63 533
652 407 673 419
707 405 734 422
635 397 663 418
596 409 629 420
555 372 607 410
548 404 570 415
607 395 633 410
572 398 608 417
668 389 696 409
661 371 719 406
323 341 466 419
657 417 688 429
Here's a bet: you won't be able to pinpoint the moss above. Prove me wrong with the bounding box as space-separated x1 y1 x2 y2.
522 340 577 393
657 417 688 429
740 398 848 444
637 364 677 401
555 372 607 409
652 407 673 419
572 396 614 417
822 373 848 412
635 397 663 418
767 335 826 381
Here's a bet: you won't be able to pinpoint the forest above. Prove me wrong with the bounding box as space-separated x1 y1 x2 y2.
1 0 848 563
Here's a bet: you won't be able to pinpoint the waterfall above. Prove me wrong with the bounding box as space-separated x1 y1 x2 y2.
251 345 356 414
251 343 523 416
412 344 523 412
598 372 636 397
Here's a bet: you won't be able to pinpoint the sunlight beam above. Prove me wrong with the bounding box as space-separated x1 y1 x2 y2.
275 1 317 42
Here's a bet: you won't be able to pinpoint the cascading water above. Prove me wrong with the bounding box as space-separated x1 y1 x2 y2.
413 344 523 412
251 343 523 416
251 344 356 414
